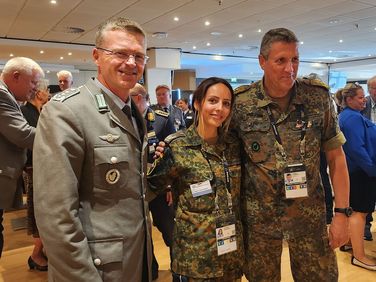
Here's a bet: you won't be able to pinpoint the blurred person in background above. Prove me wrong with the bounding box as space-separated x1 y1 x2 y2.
361 75 376 241
176 98 194 129
0 57 44 258
57 70 73 91
336 83 376 271
21 79 50 271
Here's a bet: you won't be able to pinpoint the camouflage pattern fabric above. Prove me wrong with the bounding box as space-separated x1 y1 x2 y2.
148 126 244 279
231 78 345 281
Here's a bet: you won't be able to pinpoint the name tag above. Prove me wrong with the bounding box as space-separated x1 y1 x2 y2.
216 224 237 256
284 163 308 199
190 180 212 197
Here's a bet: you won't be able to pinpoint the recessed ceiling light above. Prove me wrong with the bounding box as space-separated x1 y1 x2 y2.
193 46 197 50
40 50 44 54
339 39 343 43
300 41 304 45
329 50 333 53
238 34 243 38
46 70 50 73
368 54 372 57
9 53 14 57
174 17 179 21
206 42 211 46
68 52 72 56
333 59 337 62
257 29 262 33
329 19 339 24
50 0 57 4
60 56 64 60
210 31 221 36
205 21 210 26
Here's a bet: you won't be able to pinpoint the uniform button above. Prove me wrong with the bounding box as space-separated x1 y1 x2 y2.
110 157 118 164
141 172 145 177
0 170 2 174
93 258 101 266
145 216 148 221
142 194 146 199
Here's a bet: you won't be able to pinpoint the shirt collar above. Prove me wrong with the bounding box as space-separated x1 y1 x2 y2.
93 78 131 109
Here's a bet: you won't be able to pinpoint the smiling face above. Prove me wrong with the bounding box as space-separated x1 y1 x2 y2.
195 83 232 131
259 41 299 98
93 29 146 100
346 88 366 111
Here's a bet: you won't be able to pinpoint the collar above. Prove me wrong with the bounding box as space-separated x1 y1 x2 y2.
256 79 303 108
370 96 376 108
93 78 131 110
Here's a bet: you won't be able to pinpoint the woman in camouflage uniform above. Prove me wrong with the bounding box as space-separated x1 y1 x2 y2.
148 77 244 281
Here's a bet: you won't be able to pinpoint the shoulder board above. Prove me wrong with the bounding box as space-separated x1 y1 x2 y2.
164 131 185 144
300 78 329 90
52 88 80 102
155 110 169 117
234 84 251 96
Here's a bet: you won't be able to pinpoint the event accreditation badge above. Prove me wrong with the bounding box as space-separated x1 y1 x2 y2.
284 163 308 199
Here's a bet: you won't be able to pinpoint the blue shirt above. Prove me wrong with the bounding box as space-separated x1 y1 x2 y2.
339 107 376 176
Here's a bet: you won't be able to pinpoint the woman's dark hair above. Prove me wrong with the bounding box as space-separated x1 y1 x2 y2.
192 77 234 134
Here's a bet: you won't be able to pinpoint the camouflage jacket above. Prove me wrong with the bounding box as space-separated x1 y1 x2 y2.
148 126 244 279
231 78 345 239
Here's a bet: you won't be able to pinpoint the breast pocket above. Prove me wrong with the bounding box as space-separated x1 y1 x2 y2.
93 145 129 190
304 116 322 159
239 119 271 163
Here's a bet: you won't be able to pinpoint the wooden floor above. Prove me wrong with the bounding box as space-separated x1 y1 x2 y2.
0 209 375 282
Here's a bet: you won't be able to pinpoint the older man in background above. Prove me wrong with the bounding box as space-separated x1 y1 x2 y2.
0 57 44 257
57 70 73 91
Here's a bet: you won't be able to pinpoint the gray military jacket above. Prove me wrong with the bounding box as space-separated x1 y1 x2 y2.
0 81 35 209
33 79 152 282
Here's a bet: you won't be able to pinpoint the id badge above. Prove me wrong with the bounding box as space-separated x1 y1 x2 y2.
190 180 212 197
216 214 237 256
284 163 308 199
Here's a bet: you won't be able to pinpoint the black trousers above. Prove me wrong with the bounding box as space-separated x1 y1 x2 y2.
0 209 3 258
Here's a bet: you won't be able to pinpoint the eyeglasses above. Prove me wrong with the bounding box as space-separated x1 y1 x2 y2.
96 47 149 65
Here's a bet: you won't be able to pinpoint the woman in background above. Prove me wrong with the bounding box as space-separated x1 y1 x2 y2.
148 77 244 281
336 83 376 271
21 79 50 271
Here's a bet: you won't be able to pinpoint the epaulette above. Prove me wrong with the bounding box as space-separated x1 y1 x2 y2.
234 84 252 96
155 109 169 118
52 88 80 102
300 78 329 90
164 131 185 144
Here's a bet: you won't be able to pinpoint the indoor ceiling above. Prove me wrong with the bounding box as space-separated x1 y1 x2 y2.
0 0 375 79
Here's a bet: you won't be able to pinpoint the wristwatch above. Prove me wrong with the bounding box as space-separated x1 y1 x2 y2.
334 207 353 217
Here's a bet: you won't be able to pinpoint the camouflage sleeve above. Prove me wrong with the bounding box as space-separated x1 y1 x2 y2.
321 90 346 151
147 146 178 194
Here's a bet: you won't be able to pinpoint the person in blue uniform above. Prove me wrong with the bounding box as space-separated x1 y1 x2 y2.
151 84 186 131
130 83 175 280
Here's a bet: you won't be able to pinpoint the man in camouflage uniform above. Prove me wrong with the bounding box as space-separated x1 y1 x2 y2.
151 84 186 131
130 83 175 280
231 28 350 281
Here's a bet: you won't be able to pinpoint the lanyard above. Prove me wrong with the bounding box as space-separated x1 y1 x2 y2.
201 149 233 214
266 104 307 161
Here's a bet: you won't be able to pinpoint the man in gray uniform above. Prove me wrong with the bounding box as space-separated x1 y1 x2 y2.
151 84 186 131
33 18 152 282
0 57 44 258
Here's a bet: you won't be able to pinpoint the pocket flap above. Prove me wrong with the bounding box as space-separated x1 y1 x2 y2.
88 238 123 265
94 145 129 165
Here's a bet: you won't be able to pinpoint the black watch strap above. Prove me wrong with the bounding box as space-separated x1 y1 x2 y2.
334 207 353 217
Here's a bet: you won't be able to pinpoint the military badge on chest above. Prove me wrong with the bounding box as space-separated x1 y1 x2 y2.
105 169 120 185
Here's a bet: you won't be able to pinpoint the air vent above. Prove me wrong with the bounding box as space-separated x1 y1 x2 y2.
152 32 168 39
53 26 85 34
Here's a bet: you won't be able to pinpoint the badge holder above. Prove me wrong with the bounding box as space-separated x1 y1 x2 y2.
284 163 308 199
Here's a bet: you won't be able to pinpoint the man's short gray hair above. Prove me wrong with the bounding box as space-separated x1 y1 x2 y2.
95 17 146 47
57 70 73 80
260 28 299 59
2 57 44 76
367 75 376 90
30 79 49 100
